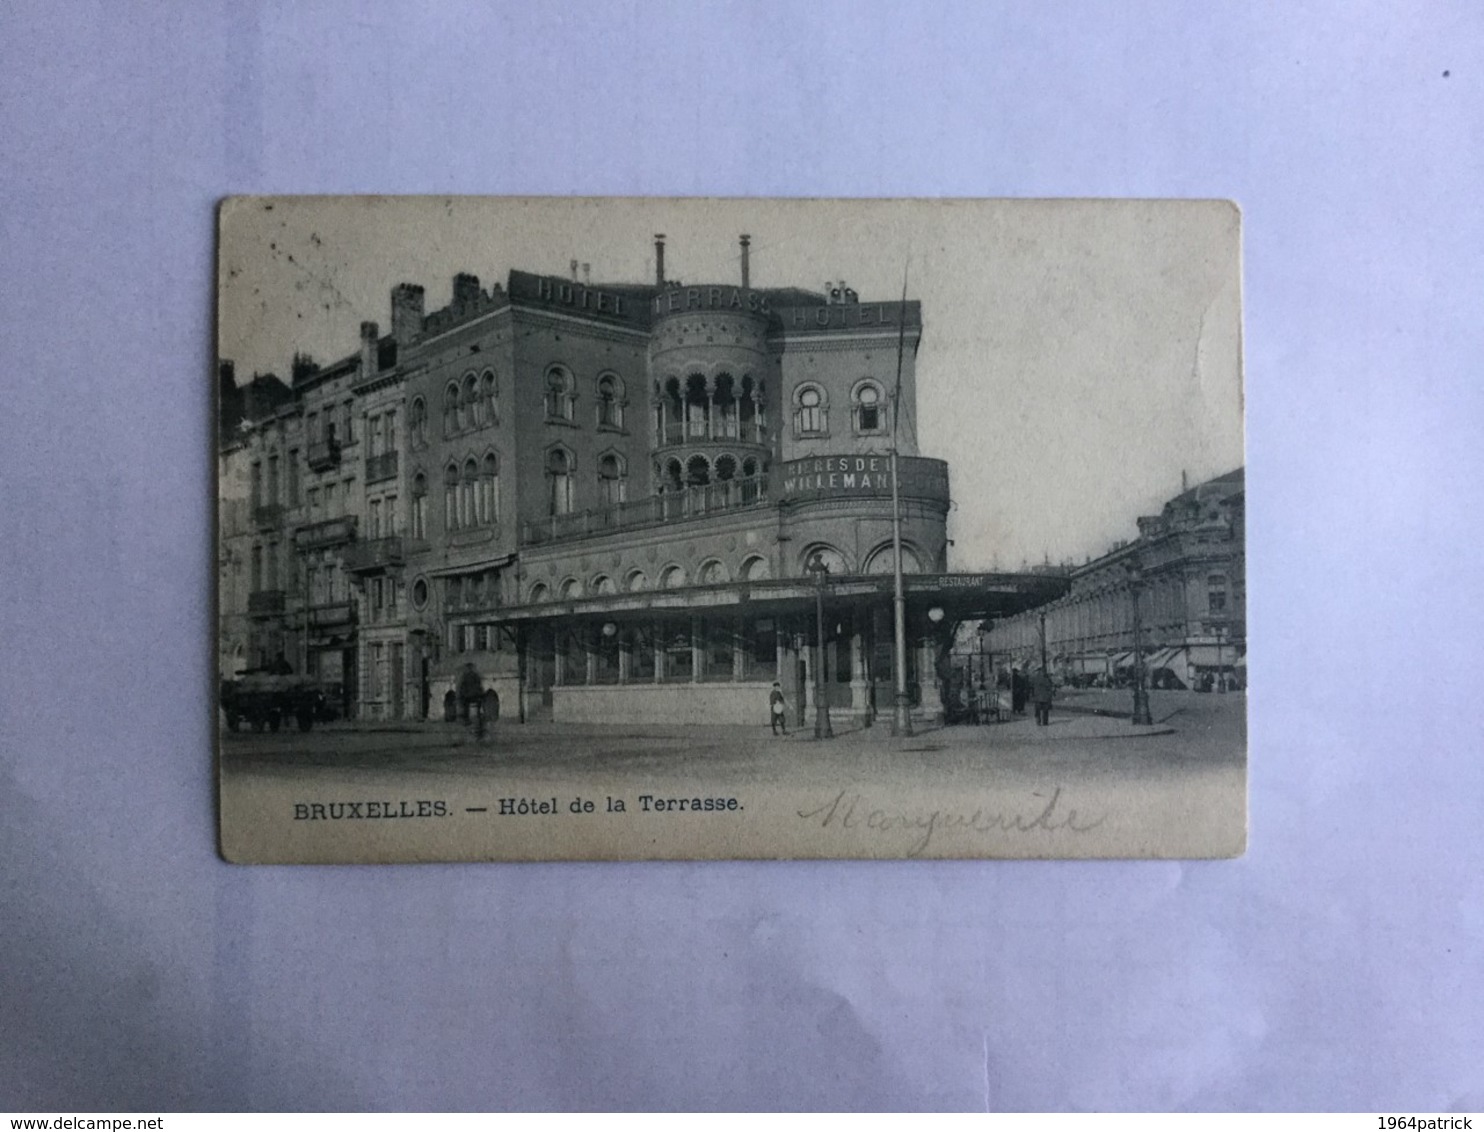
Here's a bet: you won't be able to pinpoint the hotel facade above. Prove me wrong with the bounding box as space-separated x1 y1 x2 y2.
218 236 1066 728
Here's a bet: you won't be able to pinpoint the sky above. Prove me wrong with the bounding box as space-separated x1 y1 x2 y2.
219 196 1243 571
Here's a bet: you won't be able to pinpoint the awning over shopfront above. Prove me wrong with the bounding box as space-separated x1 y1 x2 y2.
482 570 1070 627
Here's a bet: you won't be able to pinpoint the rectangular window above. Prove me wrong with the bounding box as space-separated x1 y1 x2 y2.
266 541 279 589
385 410 397 450
701 618 734 681
307 412 320 444
627 626 655 681
370 642 384 698
368 414 383 458
342 401 355 444
323 482 336 517
266 455 280 505
384 495 397 537
662 620 692 682
307 486 320 517
594 628 620 684
250 545 262 591
325 563 337 604
250 462 263 509
287 451 300 505
472 624 488 652
561 628 589 685
371 578 384 620
369 499 381 539
387 579 398 619
745 618 778 681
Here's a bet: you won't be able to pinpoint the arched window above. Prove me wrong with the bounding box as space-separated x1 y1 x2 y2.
480 453 499 525
1207 572 1228 614
592 575 617 595
625 569 649 592
596 373 624 429
739 555 771 582
444 463 460 530
801 545 848 576
460 458 478 528
597 452 626 506
547 447 573 515
794 385 827 435
664 458 684 492
714 454 737 481
481 370 498 425
685 454 710 487
864 542 922 575
853 381 885 434
409 397 427 448
559 577 582 600
527 582 549 604
659 564 686 589
444 383 460 435
697 560 728 585
462 373 481 428
545 366 575 420
411 472 427 540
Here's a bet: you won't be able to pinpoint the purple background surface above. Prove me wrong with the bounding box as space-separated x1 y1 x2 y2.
2 2 1481 1112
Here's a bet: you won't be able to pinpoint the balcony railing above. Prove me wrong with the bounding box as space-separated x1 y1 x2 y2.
252 503 286 529
307 601 355 628
295 515 357 550
307 438 342 472
342 535 410 574
365 449 399 485
520 475 770 547
247 589 286 616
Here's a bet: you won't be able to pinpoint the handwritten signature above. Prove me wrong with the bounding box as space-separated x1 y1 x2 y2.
796 787 1105 856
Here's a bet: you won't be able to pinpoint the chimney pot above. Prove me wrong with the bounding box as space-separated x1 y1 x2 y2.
654 234 666 286
739 234 750 290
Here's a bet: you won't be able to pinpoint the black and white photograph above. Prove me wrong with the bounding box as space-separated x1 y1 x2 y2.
217 195 1245 863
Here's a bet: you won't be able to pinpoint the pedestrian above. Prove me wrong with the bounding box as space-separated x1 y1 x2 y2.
1031 666 1054 726
458 661 485 737
1012 668 1028 715
769 682 788 735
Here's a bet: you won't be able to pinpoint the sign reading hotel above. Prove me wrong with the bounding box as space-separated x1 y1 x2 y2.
779 455 950 503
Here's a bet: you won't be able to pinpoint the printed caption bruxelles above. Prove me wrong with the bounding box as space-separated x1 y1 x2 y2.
499 795 742 815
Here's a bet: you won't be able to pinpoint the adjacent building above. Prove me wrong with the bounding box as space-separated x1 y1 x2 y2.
982 468 1246 689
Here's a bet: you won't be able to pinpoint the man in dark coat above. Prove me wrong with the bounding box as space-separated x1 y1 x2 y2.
1030 667 1054 726
458 662 485 737
1011 668 1028 715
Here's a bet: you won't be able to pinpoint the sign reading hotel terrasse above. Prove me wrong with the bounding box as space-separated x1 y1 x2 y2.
779 455 950 503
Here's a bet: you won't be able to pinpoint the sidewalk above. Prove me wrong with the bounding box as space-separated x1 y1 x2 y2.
303 711 1174 746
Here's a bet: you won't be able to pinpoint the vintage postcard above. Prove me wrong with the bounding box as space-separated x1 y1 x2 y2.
217 196 1245 863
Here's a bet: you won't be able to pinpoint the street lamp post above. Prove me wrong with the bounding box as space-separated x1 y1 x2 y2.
806 554 834 739
1214 623 1228 693
1125 560 1153 726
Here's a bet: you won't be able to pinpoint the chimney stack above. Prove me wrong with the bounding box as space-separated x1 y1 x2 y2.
739 234 750 290
654 234 666 286
360 321 379 377
452 273 480 306
390 282 425 345
570 258 579 281
582 262 591 285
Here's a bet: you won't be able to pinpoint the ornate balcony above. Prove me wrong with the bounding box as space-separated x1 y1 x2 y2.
247 589 286 616
343 535 418 575
252 502 286 530
520 475 771 547
307 601 356 628
307 438 342 472
365 449 399 485
295 515 358 550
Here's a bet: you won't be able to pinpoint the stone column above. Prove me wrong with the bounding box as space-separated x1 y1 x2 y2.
691 615 703 683
849 619 870 724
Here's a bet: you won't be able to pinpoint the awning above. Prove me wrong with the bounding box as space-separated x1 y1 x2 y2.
1147 646 1186 671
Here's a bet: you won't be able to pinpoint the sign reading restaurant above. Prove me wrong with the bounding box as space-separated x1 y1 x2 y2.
779 455 949 504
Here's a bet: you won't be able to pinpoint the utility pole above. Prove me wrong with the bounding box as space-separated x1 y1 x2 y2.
889 261 913 737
